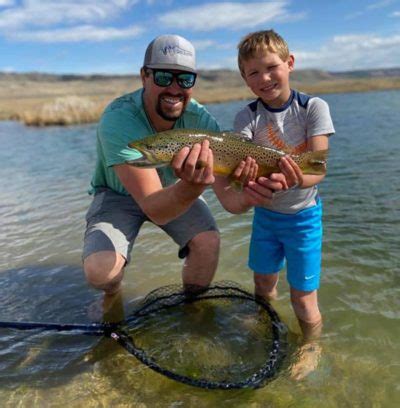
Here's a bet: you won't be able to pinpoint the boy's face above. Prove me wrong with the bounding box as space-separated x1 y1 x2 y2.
241 52 294 108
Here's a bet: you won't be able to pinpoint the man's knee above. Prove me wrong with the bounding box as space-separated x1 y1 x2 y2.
188 230 220 255
83 251 125 293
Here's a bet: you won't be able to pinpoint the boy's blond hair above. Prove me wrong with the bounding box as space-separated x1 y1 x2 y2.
237 30 290 75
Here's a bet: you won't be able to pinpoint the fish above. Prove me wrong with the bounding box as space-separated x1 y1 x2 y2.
126 129 328 179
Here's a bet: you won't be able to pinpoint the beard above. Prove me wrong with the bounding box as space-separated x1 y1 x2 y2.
156 93 189 122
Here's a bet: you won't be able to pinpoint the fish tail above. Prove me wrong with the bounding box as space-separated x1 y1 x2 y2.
299 149 328 175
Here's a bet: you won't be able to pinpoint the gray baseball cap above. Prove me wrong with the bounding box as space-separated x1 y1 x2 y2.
143 34 196 73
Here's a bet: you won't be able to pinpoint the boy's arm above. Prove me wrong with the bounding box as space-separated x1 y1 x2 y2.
279 135 329 188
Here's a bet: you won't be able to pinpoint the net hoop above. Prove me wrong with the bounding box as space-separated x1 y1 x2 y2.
111 281 286 389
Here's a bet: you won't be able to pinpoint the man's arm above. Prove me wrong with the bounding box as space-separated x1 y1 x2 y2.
115 140 214 225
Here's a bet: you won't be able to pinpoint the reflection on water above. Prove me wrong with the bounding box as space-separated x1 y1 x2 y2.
0 265 101 388
0 90 400 406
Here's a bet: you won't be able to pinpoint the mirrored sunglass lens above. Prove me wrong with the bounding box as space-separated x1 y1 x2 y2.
154 71 173 87
177 73 196 88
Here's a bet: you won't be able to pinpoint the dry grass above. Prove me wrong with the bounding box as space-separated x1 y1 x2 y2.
1 72 400 126
21 96 106 126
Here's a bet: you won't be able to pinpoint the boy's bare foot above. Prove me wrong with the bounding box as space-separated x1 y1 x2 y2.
290 341 322 380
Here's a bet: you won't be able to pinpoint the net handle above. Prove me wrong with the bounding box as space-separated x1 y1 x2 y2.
0 320 109 335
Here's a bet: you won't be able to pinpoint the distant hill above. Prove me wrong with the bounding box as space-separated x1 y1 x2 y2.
2 67 400 125
2 67 400 83
331 68 400 79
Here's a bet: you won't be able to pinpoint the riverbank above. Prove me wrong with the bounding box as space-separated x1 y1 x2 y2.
2 70 400 126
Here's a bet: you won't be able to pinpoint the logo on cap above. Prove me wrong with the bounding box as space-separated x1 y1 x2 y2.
160 45 193 57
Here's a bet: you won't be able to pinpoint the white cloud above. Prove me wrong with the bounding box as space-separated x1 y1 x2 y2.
192 39 217 50
0 0 138 29
158 1 305 31
346 0 396 19
367 0 396 10
9 24 144 42
0 0 144 44
0 66 14 72
295 33 400 71
0 0 14 7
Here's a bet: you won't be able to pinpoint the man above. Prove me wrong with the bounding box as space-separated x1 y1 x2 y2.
83 34 222 308
83 34 282 312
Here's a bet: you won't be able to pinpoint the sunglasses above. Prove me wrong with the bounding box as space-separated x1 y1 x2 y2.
150 69 197 89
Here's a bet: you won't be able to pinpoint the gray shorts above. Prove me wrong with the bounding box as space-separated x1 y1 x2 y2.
83 189 218 263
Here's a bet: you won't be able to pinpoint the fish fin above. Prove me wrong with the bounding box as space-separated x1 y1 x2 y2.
301 149 328 175
230 180 244 192
227 175 244 192
195 160 207 170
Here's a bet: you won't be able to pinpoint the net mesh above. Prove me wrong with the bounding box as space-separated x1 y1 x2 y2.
114 281 287 389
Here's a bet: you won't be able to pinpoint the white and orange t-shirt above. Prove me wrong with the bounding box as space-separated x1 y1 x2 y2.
234 89 335 214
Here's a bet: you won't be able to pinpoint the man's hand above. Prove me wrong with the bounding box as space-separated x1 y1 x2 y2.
172 139 215 187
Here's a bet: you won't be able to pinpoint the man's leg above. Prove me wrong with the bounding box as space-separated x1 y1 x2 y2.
181 230 220 289
83 251 126 321
84 250 126 295
83 190 145 319
160 197 219 291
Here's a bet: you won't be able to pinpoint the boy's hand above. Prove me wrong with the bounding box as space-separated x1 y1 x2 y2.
172 140 215 187
241 175 286 206
231 156 258 186
279 155 304 188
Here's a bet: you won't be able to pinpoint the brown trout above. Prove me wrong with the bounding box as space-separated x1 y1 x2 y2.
126 129 328 177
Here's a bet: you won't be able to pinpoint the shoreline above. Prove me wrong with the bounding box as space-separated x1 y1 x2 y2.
1 75 400 126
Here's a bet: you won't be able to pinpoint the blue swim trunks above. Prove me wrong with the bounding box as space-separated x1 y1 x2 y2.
248 199 323 292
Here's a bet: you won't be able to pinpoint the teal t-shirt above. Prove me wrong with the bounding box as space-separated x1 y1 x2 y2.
89 89 220 195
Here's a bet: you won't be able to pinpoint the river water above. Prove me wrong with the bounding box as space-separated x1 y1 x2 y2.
0 90 399 407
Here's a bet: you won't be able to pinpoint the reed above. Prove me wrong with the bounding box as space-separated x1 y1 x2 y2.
20 96 107 126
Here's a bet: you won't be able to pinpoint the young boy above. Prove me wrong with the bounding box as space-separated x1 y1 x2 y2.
219 29 335 379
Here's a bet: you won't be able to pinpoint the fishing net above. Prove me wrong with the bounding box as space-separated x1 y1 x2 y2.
0 281 286 389
118 281 287 389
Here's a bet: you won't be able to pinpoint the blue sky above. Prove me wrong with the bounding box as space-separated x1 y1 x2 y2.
1 0 400 74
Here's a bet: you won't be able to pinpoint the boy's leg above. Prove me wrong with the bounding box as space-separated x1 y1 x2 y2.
254 272 279 301
289 287 322 380
290 287 322 339
249 208 284 300
283 202 323 379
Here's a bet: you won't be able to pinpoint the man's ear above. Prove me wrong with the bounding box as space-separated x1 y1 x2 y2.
140 68 146 86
